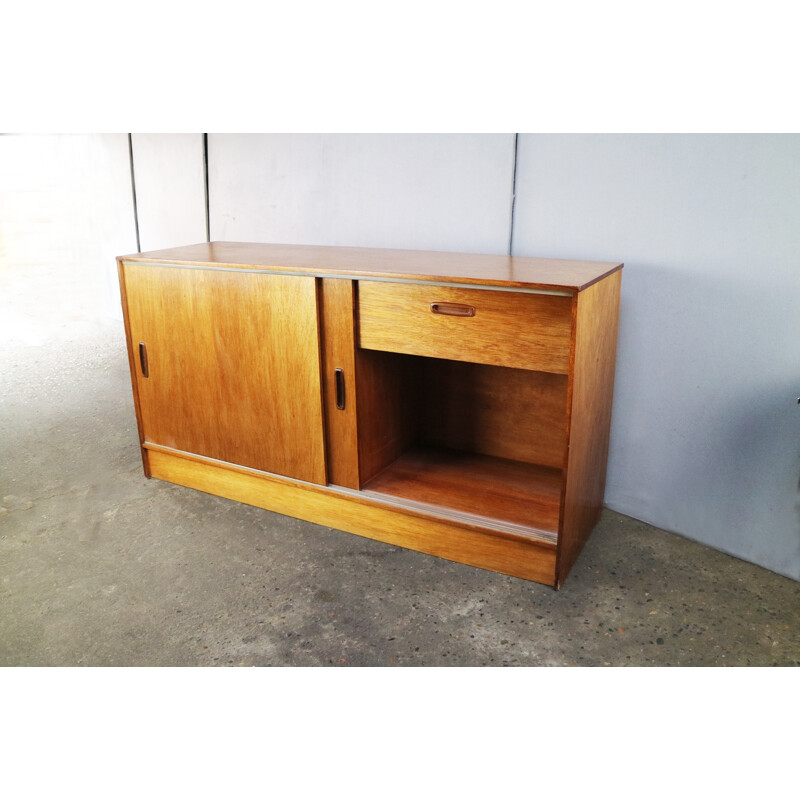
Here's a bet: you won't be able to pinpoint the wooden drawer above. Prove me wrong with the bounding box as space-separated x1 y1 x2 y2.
358 281 573 373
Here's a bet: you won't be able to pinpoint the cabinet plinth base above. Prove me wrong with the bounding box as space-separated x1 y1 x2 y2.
146 448 558 587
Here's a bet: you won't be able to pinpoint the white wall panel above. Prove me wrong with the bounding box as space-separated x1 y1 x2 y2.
513 134 800 580
131 133 206 252
208 133 515 254
0 133 137 328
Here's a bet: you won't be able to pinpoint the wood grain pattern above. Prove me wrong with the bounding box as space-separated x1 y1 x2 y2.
119 243 622 588
354 349 420 484
120 241 623 292
358 281 573 373
557 269 622 586
419 359 568 468
147 448 558 585
123 263 327 484
363 447 562 536
319 279 360 489
117 261 151 477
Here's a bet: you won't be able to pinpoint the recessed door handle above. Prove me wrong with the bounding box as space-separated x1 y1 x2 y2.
430 302 476 317
139 342 149 377
335 368 345 410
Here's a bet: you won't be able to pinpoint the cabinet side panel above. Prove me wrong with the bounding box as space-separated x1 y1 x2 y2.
319 279 360 488
117 260 151 476
124 264 327 485
558 270 622 586
354 349 420 485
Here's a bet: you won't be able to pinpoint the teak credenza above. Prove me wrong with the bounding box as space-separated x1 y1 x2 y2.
118 242 622 588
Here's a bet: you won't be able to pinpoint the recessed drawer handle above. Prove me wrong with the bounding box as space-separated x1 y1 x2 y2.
139 342 149 378
430 302 476 317
335 368 346 410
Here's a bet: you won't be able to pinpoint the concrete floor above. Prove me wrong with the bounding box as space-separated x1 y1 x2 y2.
2 286 799 667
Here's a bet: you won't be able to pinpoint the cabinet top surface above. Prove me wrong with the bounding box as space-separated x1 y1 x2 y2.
119 241 622 292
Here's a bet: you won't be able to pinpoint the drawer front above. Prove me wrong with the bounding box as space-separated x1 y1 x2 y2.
358 281 573 373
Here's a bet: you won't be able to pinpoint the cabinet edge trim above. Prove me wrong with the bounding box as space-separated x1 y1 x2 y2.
119 261 575 297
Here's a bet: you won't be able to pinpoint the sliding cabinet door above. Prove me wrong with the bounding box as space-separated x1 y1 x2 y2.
123 263 326 485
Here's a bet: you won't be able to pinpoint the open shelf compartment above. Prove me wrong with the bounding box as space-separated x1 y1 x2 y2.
354 351 568 542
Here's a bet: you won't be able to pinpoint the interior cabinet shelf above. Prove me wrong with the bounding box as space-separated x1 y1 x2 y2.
362 447 562 543
118 242 622 587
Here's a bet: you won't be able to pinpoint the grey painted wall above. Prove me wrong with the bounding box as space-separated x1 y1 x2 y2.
131 134 206 253
10 133 794 580
512 134 800 580
208 133 515 254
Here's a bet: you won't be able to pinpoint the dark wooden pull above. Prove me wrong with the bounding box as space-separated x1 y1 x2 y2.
139 342 149 377
335 368 345 410
430 302 476 317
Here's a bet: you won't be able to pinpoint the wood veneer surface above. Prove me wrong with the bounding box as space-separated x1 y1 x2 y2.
557 270 622 585
118 243 622 587
420 359 569 469
363 447 562 535
119 241 622 292
117 262 151 477
319 279 360 489
123 263 327 484
147 449 558 585
354 349 420 485
358 281 572 373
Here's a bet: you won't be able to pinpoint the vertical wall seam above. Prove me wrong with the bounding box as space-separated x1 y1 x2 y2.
127 133 141 253
203 133 210 242
508 132 519 256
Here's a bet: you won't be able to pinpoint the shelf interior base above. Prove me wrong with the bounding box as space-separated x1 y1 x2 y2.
362 447 562 543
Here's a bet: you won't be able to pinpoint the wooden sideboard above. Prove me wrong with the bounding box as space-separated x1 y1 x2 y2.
118 242 622 588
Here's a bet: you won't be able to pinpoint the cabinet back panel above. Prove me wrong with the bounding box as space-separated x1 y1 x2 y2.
420 359 568 468
558 270 621 584
123 264 327 484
